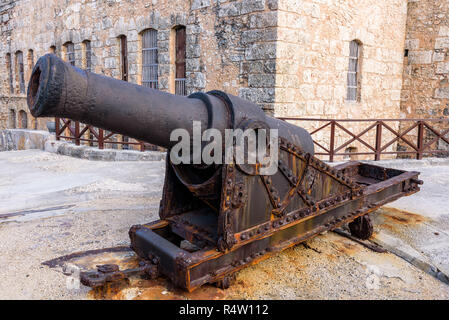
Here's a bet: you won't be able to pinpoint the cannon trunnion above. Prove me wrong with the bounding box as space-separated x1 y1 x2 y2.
28 54 422 291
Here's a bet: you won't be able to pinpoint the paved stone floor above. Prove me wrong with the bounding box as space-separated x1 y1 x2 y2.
0 149 448 299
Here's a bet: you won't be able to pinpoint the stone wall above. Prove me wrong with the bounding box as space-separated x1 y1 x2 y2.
0 0 279 131
0 129 52 151
1 0 414 161
399 0 449 157
402 0 449 118
275 0 408 160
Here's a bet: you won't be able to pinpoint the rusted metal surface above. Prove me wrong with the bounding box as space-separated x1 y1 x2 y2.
332 229 387 253
81 261 158 288
278 117 449 161
28 54 422 292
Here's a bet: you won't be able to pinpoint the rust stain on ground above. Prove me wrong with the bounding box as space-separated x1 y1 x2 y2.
42 246 133 269
83 245 311 300
333 239 359 255
377 207 428 233
74 252 139 271
47 207 428 301
88 277 227 300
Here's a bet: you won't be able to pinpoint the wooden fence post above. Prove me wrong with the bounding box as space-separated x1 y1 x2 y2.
55 117 60 140
329 121 335 162
417 121 424 160
74 121 80 146
375 121 382 161
98 129 104 149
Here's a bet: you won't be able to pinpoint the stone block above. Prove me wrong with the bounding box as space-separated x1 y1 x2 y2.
249 11 277 29
248 74 275 87
436 62 449 74
434 87 449 99
240 0 265 15
239 87 275 103
408 51 432 64
435 37 449 49
245 43 276 60
191 0 210 10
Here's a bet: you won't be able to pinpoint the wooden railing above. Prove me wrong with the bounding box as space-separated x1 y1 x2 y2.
55 116 449 160
55 117 148 151
278 117 449 162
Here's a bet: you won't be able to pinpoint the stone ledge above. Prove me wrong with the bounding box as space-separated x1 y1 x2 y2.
360 157 449 169
0 129 165 162
330 157 449 169
0 129 53 151
45 140 165 161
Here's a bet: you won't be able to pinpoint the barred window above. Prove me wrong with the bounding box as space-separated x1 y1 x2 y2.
141 29 158 89
15 51 25 94
83 40 92 72
347 40 361 101
6 53 13 94
119 35 128 81
64 42 75 66
174 26 187 96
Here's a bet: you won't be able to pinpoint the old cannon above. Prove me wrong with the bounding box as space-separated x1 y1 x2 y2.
27 54 422 291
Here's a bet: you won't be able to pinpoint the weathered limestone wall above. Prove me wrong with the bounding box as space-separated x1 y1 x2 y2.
402 0 449 118
275 0 408 160
399 0 449 157
0 0 278 131
401 0 449 118
1 0 413 160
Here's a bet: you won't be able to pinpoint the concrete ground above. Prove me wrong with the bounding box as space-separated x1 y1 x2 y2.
0 149 448 299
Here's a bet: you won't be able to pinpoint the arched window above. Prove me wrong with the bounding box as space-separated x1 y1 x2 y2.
174 26 187 96
141 29 158 89
118 35 128 81
83 40 92 72
9 109 16 128
118 35 129 148
27 49 34 81
27 49 34 70
19 110 27 129
6 53 13 94
64 42 75 66
347 40 362 101
15 51 25 93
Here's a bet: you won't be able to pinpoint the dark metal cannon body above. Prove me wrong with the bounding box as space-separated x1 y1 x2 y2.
28 54 422 291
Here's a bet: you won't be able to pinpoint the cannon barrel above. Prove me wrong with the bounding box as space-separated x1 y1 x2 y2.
27 54 314 153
